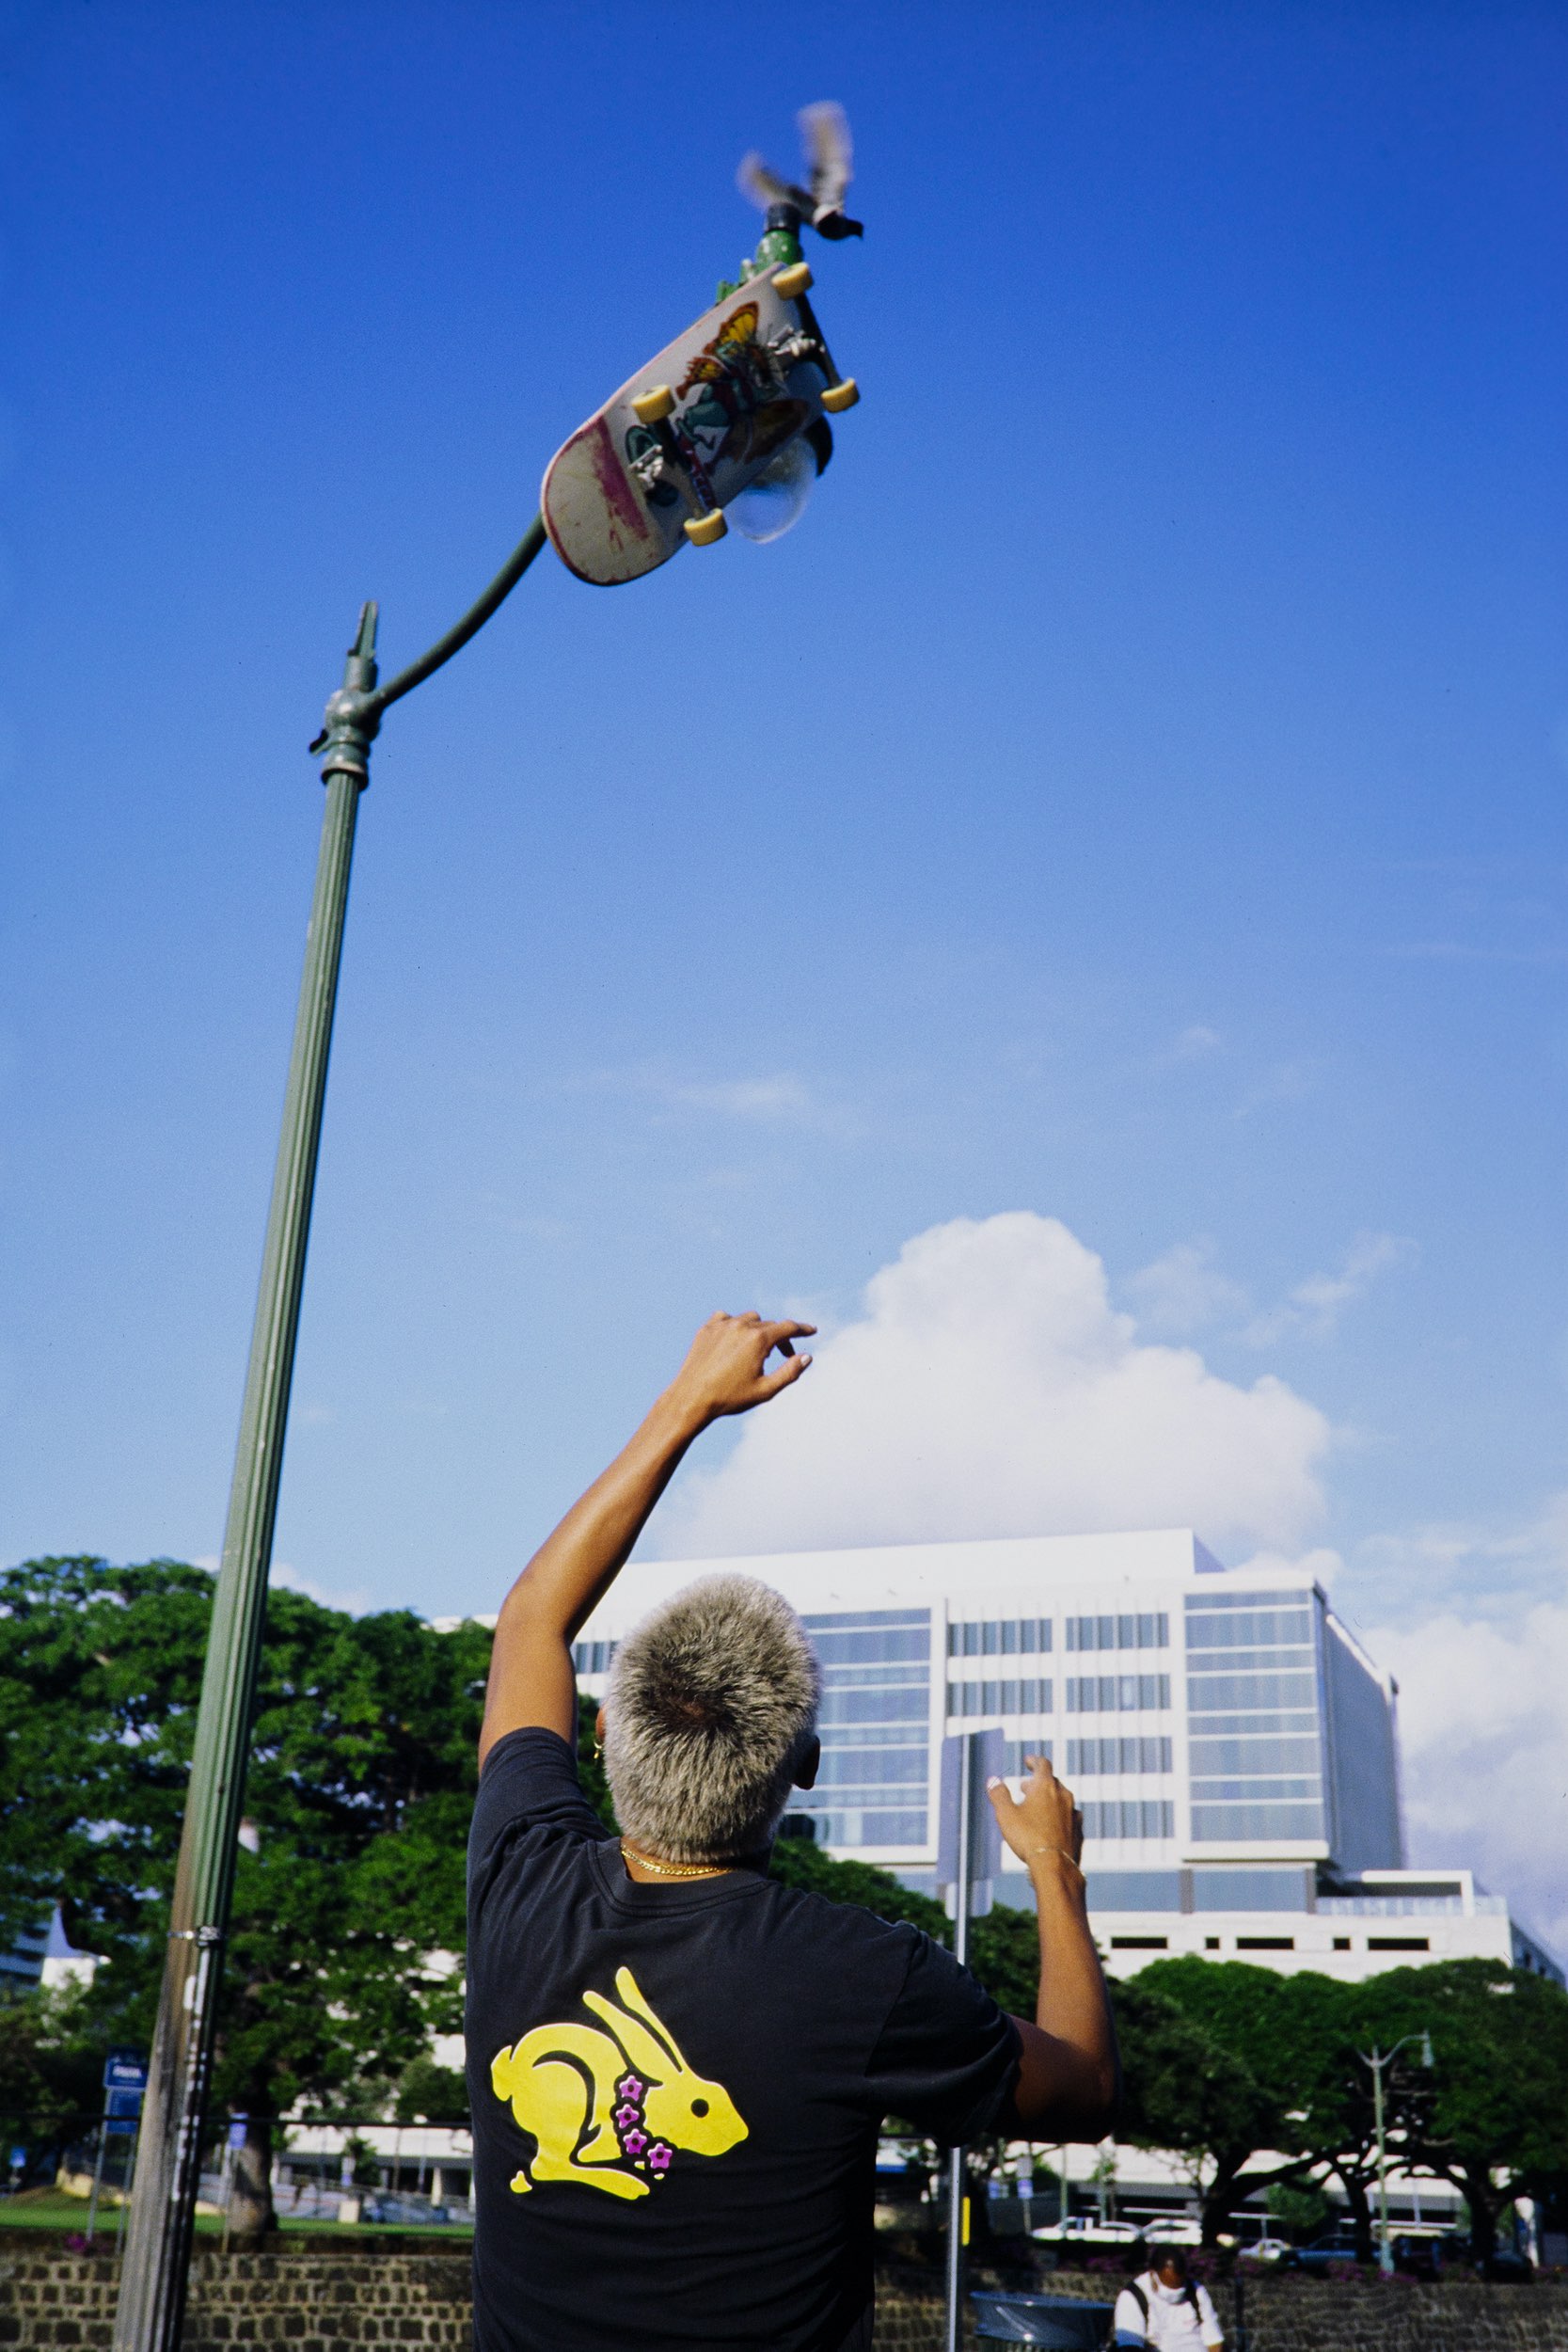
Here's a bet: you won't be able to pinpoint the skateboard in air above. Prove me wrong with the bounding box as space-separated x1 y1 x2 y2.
542 105 863 588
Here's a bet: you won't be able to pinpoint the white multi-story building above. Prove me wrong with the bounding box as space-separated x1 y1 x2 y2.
573 1530 1560 1985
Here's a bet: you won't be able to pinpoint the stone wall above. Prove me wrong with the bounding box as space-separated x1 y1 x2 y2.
1 2247 1565 2352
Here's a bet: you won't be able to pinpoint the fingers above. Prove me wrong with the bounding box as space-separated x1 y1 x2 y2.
754 1353 812 1401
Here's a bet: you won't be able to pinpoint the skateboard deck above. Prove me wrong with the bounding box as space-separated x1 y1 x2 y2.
542 264 830 586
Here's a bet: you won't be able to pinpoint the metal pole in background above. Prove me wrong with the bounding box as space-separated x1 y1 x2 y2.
114 611 381 2352
942 1733 974 2352
1372 2050 1391 2274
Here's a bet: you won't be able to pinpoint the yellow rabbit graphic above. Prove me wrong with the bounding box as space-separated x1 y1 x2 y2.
489 1964 747 2201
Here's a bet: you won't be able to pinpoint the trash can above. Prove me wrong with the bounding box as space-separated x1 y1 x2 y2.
971 2292 1116 2346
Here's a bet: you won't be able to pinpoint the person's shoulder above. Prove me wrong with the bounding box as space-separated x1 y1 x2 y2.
469 1725 605 1862
759 1875 929 1954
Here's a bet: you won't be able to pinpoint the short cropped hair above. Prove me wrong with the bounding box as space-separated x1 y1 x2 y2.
604 1574 821 1863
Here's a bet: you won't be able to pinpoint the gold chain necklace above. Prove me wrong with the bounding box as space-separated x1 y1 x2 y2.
620 1836 731 1881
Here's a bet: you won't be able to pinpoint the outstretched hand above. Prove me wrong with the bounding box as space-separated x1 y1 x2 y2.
667 1311 816 1426
987 1752 1084 1872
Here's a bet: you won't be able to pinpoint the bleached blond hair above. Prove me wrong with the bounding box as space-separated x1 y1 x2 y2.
604 1574 821 1862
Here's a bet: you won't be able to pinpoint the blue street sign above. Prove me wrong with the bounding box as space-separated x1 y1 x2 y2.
103 2049 148 2092
228 2121 247 2149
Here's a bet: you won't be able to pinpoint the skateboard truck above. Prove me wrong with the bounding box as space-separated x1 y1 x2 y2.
768 261 860 413
629 384 729 547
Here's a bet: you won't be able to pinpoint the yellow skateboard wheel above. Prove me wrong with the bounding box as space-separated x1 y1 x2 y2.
820 378 861 413
773 262 814 300
683 509 728 547
631 385 676 425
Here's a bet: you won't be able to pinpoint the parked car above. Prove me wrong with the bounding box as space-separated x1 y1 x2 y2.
1237 2236 1293 2265
1291 2232 1365 2273
1032 2216 1143 2248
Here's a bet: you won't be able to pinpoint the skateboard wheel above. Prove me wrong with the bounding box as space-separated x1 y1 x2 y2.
631 385 676 425
683 509 728 548
820 377 861 413
773 262 814 300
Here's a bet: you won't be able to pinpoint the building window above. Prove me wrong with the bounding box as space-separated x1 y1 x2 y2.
1110 1935 1168 1950
1001 1739 1053 1773
790 1612 931 1849
571 1639 617 1675
946 1677 1052 1718
1080 1800 1174 1839
1237 1936 1294 1951
1204 1936 1220 1950
1368 1936 1430 1952
948 1618 1053 1657
1066 1613 1167 1652
1066 1675 1170 1714
1333 1936 1351 1951
1067 1737 1173 1775
1184 1592 1326 1845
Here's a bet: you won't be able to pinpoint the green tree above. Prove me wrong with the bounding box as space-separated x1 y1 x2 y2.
0 1983 105 2185
1121 1959 1320 2242
1359 1961 1568 2261
0 1556 492 2237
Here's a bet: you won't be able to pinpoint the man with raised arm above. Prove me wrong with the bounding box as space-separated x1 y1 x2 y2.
467 1311 1118 2352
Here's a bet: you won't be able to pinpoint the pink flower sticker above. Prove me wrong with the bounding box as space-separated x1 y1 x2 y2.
622 2128 647 2157
646 2142 673 2173
613 2103 641 2132
616 2074 645 2103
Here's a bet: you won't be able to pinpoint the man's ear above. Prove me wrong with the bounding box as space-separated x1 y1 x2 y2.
595 1705 607 1743
793 1734 820 1791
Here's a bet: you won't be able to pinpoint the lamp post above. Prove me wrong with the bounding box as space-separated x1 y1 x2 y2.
114 167 857 2352
1359 2029 1433 2274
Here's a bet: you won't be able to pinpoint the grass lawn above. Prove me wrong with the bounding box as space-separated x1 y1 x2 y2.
0 2190 472 2241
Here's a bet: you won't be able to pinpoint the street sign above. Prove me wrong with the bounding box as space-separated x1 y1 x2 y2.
103 2052 148 2093
936 1727 1004 1919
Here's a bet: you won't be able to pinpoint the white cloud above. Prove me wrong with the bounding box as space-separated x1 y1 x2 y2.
1367 1580 1568 1960
576 1065 830 1127
1242 1231 1415 1345
670 1075 816 1122
1125 1239 1249 1338
657 1213 1331 1561
270 1562 375 1616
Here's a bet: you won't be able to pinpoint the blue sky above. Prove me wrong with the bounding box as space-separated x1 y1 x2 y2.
2 8 1564 1920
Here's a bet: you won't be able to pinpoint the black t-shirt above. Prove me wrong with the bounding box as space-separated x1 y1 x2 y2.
466 1729 1021 2352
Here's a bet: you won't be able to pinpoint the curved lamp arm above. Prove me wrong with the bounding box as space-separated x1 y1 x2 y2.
309 512 549 771
372 512 547 712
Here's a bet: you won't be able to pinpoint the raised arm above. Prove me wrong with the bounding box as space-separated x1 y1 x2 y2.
989 1755 1120 2140
478 1311 814 1767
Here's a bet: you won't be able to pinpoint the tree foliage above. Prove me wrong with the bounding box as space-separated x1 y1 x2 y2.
0 1556 491 2233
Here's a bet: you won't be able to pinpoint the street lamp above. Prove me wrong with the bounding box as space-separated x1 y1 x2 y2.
113 115 861 2352
1359 2029 1434 2273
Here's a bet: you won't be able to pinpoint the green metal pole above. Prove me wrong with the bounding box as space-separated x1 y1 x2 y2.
1373 2050 1390 2273
114 609 381 2352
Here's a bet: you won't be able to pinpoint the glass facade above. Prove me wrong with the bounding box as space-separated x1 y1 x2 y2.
1066 1614 1168 1651
571 1554 1402 1899
1185 1592 1326 1843
947 1677 1053 1717
570 1638 618 1675
1082 1800 1175 1839
786 1610 930 1849
948 1618 1053 1656
1068 1736 1173 1775
1066 1674 1170 1712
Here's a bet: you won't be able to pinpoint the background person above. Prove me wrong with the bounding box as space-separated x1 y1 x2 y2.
1115 2246 1226 2352
468 1310 1119 2352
